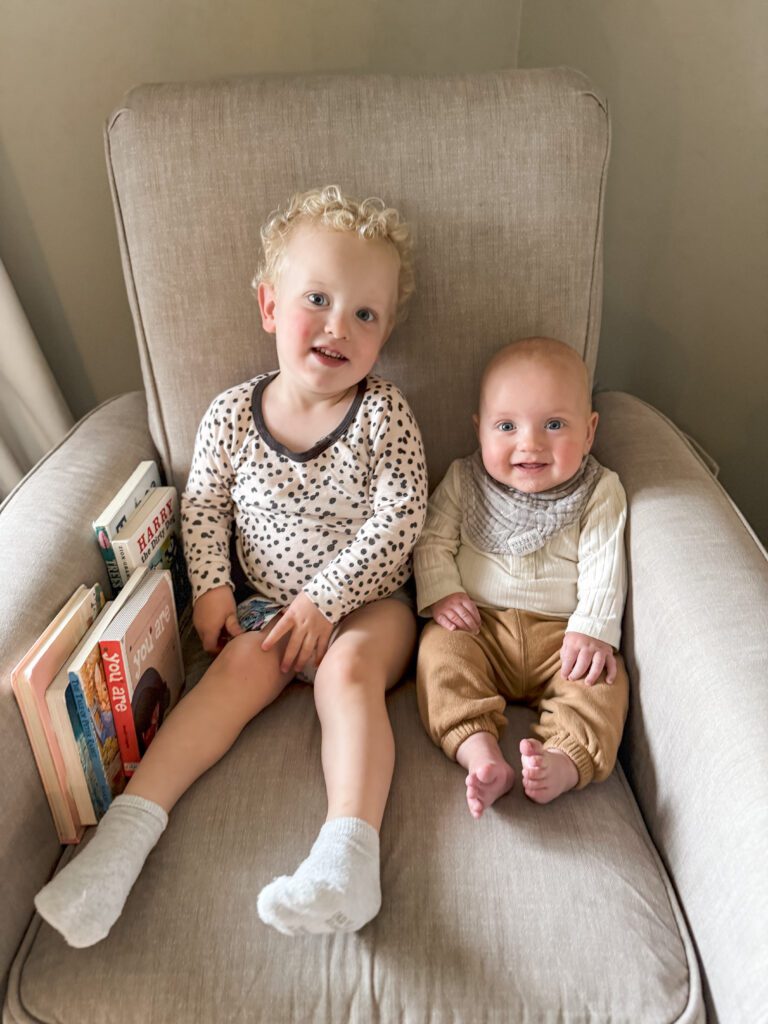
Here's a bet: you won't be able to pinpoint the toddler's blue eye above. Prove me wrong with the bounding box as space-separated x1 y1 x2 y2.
356 309 375 322
307 292 327 306
546 419 564 430
498 422 515 432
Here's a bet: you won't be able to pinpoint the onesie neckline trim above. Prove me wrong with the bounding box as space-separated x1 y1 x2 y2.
251 373 367 463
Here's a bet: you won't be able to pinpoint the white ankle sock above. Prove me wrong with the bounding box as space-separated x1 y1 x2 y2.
257 817 381 936
34 793 168 947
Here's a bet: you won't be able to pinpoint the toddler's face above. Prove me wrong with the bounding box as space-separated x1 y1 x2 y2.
474 356 598 493
258 224 400 395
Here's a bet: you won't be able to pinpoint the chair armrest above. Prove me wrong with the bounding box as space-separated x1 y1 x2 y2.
0 391 158 999
593 390 768 1023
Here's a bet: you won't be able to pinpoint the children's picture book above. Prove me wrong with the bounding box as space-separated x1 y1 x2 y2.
44 569 150 823
92 461 162 592
111 485 192 632
11 584 105 843
99 570 185 776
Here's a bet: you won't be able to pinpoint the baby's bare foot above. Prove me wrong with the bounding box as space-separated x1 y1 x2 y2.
456 732 515 819
520 738 578 804
465 761 516 819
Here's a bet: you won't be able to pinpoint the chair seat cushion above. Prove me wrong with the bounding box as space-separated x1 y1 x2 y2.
10 655 702 1023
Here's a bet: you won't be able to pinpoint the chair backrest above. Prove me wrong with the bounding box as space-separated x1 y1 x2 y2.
106 68 609 488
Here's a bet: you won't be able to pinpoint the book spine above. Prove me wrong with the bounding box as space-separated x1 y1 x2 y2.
100 639 141 775
111 539 133 586
63 686 103 821
68 676 113 814
94 525 125 592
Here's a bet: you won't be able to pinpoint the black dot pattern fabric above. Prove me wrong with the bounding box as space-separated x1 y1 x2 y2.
181 373 428 624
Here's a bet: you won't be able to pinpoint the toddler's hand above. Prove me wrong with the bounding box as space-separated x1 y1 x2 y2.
429 592 482 633
193 585 243 655
560 631 616 686
260 591 333 674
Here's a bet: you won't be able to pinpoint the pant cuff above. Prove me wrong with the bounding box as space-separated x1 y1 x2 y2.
442 714 504 762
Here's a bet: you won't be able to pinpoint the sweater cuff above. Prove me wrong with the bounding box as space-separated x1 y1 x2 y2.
566 613 621 651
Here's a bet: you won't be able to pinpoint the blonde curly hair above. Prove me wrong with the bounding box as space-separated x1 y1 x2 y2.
253 185 414 323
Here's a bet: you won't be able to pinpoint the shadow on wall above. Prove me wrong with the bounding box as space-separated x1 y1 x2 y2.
0 138 96 415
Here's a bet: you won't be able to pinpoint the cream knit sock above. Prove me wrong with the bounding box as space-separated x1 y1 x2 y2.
34 793 168 947
257 817 381 936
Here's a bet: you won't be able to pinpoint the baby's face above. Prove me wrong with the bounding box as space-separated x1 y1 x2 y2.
258 224 400 396
474 356 598 493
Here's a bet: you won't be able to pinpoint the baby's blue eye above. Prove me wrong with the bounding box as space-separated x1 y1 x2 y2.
546 419 564 430
497 422 515 432
356 309 375 323
307 292 328 306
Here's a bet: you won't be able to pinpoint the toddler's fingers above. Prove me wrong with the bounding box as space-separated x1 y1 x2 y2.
224 612 243 638
280 629 305 674
261 613 291 651
290 632 318 675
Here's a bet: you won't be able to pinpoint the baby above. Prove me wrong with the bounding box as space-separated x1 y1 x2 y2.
35 186 428 943
414 337 628 817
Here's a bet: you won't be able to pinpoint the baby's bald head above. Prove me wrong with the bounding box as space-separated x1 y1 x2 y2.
479 337 592 416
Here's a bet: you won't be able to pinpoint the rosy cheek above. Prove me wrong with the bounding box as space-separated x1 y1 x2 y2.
287 310 315 342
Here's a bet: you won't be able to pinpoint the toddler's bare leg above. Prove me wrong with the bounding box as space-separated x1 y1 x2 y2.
456 731 515 820
36 631 292 947
258 598 415 936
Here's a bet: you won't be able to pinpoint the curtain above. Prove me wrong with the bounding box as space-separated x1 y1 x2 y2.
0 259 74 502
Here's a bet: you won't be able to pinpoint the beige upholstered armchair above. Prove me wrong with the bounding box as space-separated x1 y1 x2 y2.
2 69 766 1023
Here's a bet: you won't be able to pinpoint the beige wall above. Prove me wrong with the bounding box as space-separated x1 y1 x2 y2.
519 0 768 542
0 0 521 417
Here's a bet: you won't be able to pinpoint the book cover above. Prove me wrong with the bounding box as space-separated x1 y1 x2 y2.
92 461 161 592
64 568 151 812
11 584 105 843
111 486 192 631
99 570 185 776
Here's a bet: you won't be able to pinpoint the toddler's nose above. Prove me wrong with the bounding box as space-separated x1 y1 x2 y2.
325 311 350 340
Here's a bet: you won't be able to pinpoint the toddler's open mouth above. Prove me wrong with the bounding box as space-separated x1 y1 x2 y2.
312 346 349 365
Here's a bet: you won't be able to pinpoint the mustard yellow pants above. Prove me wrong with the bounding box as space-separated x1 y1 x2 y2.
416 608 629 788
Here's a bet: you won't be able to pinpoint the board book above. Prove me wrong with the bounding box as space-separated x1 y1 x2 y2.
92 460 161 591
11 584 105 842
44 568 150 822
99 570 185 775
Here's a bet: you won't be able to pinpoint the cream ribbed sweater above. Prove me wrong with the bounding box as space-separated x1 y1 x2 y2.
413 458 627 648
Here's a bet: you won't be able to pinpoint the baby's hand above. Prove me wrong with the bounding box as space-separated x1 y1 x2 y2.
560 632 617 686
429 592 481 633
193 585 243 655
260 591 333 674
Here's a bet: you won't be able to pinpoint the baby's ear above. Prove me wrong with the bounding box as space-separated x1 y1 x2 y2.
585 410 599 452
257 282 277 334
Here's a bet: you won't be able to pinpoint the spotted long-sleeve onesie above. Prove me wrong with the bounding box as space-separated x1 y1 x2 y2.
182 373 428 624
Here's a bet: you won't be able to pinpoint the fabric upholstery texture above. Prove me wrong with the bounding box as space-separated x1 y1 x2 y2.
593 391 768 1024
0 393 158 998
11 680 701 1024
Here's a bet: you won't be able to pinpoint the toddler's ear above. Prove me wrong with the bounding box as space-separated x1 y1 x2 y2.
257 282 277 334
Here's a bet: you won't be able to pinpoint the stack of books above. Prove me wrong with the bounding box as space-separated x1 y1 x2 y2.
12 461 190 843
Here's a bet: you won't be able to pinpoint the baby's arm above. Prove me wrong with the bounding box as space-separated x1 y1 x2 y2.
563 470 627 685
413 461 480 632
